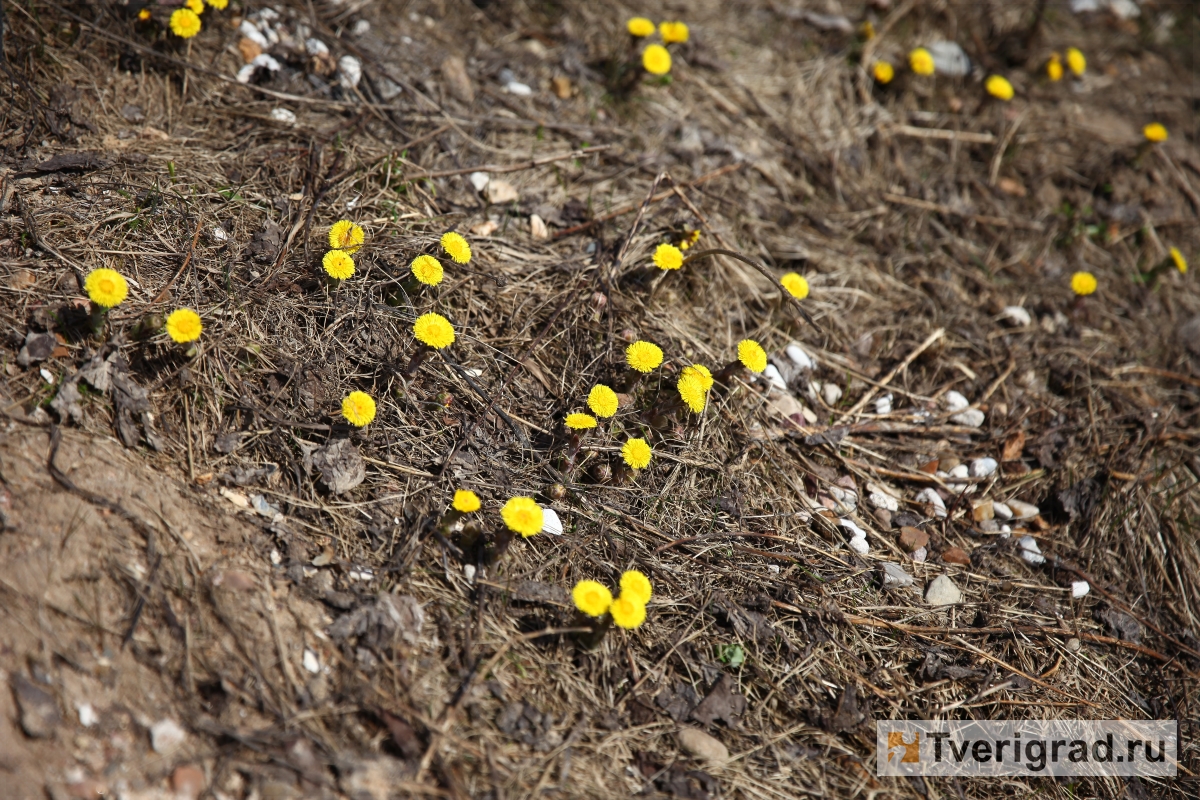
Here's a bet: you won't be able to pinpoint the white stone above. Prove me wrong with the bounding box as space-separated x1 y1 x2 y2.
541 508 564 536
874 393 893 415
253 53 281 72
1108 0 1140 20
948 464 970 479
880 562 914 588
1070 0 1100 10
338 55 363 89
463 564 476 583
927 41 971 76
839 518 865 537
269 108 296 125
305 37 329 56
485 180 519 204
869 491 898 512
40 368 54 384
911 546 927 563
915 488 947 517
211 226 228 242
468 172 490 192
350 19 371 36
785 344 816 371
303 650 320 674
76 702 98 728
1018 535 1045 565
971 458 998 478
992 501 1013 520
505 81 533 96
847 534 869 555
270 549 282 565
925 575 963 605
530 214 549 240
678 727 729 764
1007 499 1040 520
1001 306 1032 327
150 719 186 754
240 21 270 48
951 409 986 427
1071 580 1091 598
821 383 843 406
944 391 970 412
763 364 788 392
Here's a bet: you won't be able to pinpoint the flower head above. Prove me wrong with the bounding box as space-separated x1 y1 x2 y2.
566 413 598 430
622 437 652 470
410 254 443 286
682 364 713 392
626 340 663 373
1046 54 1063 82
677 229 701 250
137 8 151 20
1144 123 1168 143
572 580 613 617
587 384 619 418
329 220 365 254
620 570 653 605
909 48 935 76
207 0 229 8
678 372 706 413
643 44 671 76
1170 247 1188 275
653 243 684 270
873 61 894 84
610 594 646 629
169 8 201 37
660 21 689 44
452 489 481 513
627 16 655 37
85 268 129 308
501 496 544 537
985 75 1014 101
1065 47 1086 77
441 232 471 264
413 313 455 349
780 272 809 299
737 339 767 373
323 250 355 280
185 0 203 14
342 391 376 427
1070 271 1097 296
165 308 202 343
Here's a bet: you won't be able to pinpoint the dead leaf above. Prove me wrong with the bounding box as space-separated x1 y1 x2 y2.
237 37 263 63
690 674 746 728
825 683 869 733
312 438 366 494
998 177 1027 197
440 55 475 104
1002 430 1026 461
551 76 571 98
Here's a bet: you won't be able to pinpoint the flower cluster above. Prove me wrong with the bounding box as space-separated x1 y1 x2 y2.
572 570 652 630
166 0 227 40
323 219 364 281
627 16 689 76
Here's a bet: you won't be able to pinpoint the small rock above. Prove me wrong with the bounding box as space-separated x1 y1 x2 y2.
541 508 563 536
944 390 970 412
911 546 927 563
120 103 146 123
470 219 499 237
948 464 970 479
941 547 970 566
505 81 533 96
171 765 206 800
880 562 914 588
303 649 320 674
992 501 1013 520
529 214 549 240
1017 535 1045 565
76 702 98 728
978 519 999 533
927 40 970 76
1071 580 1090 598
971 500 994 522
463 564 476 584
915 488 947 517
269 108 296 125
350 19 371 36
873 508 893 529
951 409 986 427
786 343 816 370
874 393 893 414
485 180 519 204
219 487 250 509
847 535 869 555
898 526 929 552
1001 306 1032 327
970 458 998 478
821 383 843 406
338 55 362 89
468 171 490 192
1065 637 1081 652
997 178 1027 197
678 727 728 765
925 575 963 606
763 363 788 392
551 76 572 98
150 718 186 754
1007 499 1040 520
17 331 57 367
13 673 61 738
869 491 898 512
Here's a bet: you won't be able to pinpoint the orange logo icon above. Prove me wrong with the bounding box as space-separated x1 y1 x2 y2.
888 731 920 763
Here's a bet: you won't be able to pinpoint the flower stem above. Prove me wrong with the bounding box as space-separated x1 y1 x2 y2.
405 344 434 376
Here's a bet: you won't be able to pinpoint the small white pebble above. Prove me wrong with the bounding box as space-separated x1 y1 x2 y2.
847 534 869 555
338 55 363 89
76 702 98 728
948 464 970 479
911 546 927 563
763 363 788 392
1071 580 1090 598
785 343 816 370
211 226 229 241
505 81 533 96
970 457 998 478
944 390 970 412
868 491 899 512
821 383 843 406
541 508 564 536
40 368 55 384
839 518 866 537
767 564 780 574
874 393 893 415
469 172 490 192
463 564 476 583
1018 535 1045 565
350 19 371 36
993 501 1013 520
1001 306 1032 327
269 108 296 125
302 649 320 674
915 488 947 517
270 549 282 565
304 37 329 56
951 409 986 427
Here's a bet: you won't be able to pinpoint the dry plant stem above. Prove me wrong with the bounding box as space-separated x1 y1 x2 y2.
405 345 434 376
151 217 205 303
836 327 945 421
678 248 818 330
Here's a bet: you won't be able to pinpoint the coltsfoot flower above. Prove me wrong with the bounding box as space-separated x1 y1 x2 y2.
587 384 619 418
677 372 706 413
622 437 652 470
626 340 663 373
653 243 684 270
985 75 1014 101
909 48 935 76
185 0 203 15
682 364 713 391
441 232 472 264
737 339 768 373
323 250 355 280
573 580 613 617
1046 53 1063 81
643 44 671 76
169 8 201 38
341 391 376 427
566 413 598 430
329 220 365 254
1144 123 1168 143
780 272 809 299
627 17 655 37
659 21 689 44
501 496 544 538
1070 271 1097 296
453 489 481 513
1170 247 1188 274
165 308 202 343
1065 47 1086 76
410 254 443 286
610 594 647 629
620 570 652 605
873 61 894 84
85 268 128 308
207 0 229 8
413 313 455 349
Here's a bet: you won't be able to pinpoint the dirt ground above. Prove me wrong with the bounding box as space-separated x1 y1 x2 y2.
1 0 1199 798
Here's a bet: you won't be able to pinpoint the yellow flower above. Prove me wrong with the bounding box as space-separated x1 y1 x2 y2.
653 243 684 270
1070 271 1097 296
985 75 1014 101
169 8 201 37
413 313 455 349
452 489 481 513
1046 54 1063 82
873 61 894 84
909 47 935 76
1065 47 1086 77
441 231 471 264
1144 123 1168 143
165 308 202 343
185 0 203 14
780 272 809 299
643 44 671 76
620 570 652 605
626 340 663 373
323 250 355 280
85 268 128 308
737 339 767 373
660 21 689 44
566 413 598 430
410 254 443 286
682 364 713 392
137 8 151 20
572 580 613 617
341 391 376 427
627 17 655 37
678 372 706 413
1170 247 1188 274
329 220 365 254
206 0 228 8
587 384 619 418
678 229 701 250
501 496 544 538
622 437 652 470
610 594 646 629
